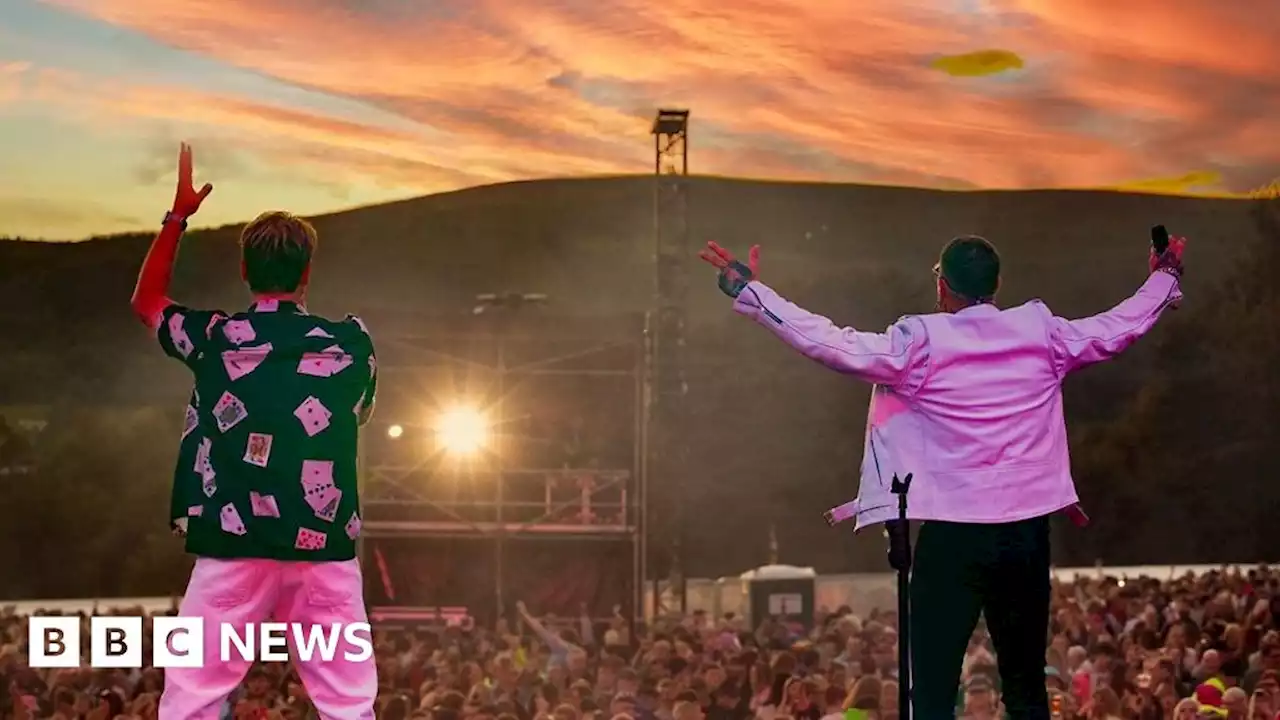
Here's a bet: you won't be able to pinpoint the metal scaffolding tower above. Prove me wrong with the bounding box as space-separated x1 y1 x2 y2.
649 109 691 614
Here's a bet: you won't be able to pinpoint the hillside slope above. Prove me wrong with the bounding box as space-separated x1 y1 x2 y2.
0 176 1259 573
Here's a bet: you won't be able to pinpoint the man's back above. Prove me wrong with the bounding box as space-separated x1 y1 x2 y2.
133 158 382 716
163 299 375 561
733 271 1181 527
907 301 1069 507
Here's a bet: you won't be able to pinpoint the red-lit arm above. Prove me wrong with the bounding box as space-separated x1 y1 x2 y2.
130 218 185 329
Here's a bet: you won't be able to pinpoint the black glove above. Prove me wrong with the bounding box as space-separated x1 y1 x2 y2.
698 242 760 299
717 260 755 298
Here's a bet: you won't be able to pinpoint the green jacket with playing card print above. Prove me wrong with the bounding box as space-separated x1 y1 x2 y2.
159 298 376 562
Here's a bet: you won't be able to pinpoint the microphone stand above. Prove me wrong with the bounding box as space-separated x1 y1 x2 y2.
886 473 913 720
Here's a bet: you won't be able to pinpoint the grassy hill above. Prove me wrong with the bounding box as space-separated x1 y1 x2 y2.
0 175 1261 574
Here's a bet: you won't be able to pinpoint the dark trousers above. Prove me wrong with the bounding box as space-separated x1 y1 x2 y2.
910 515 1051 719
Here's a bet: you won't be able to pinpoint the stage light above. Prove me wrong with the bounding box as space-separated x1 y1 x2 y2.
387 424 404 439
434 406 488 456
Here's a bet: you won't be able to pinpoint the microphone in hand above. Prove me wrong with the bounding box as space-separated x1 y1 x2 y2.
1149 225 1186 309
1149 225 1186 278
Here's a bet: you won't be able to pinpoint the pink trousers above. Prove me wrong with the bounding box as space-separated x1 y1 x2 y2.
159 558 377 720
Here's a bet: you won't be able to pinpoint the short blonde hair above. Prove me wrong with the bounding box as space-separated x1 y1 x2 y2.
240 211 317 293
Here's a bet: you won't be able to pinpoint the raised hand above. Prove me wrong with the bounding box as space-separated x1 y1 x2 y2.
1149 234 1186 277
172 142 213 217
698 241 758 273
699 241 760 298
1149 234 1185 309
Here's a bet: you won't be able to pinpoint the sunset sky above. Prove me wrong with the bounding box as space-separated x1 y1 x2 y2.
1 0 1277 240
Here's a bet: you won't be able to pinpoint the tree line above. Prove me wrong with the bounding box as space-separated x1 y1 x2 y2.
0 198 1276 598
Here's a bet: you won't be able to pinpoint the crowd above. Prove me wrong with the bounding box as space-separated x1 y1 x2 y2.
0 566 1278 719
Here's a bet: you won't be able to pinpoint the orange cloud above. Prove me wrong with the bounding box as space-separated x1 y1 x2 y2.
998 0 1279 77
15 67 573 189
33 0 1280 194
0 61 31 104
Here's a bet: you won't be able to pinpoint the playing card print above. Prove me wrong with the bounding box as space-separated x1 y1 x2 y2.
222 318 256 345
160 300 371 560
302 461 340 516
168 313 194 357
305 485 342 522
243 433 273 467
182 404 198 439
249 492 281 518
194 437 217 497
295 527 327 550
220 503 247 535
213 392 249 433
316 494 341 523
193 441 211 472
203 311 226 338
297 345 353 378
301 459 335 491
294 396 332 436
223 342 272 381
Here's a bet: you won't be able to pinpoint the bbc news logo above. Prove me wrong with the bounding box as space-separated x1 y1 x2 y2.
28 617 373 668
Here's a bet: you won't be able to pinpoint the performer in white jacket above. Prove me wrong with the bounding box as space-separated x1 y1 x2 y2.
700 233 1185 718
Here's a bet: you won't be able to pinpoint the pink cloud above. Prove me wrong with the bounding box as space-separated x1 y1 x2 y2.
33 0 1280 193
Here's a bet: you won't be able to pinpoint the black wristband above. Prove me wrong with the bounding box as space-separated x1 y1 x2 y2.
1152 248 1183 278
162 211 188 230
717 260 754 298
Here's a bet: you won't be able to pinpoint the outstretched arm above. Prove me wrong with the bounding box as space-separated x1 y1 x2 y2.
733 282 928 388
515 601 571 653
129 143 213 330
131 218 186 330
1049 235 1185 376
699 241 928 389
